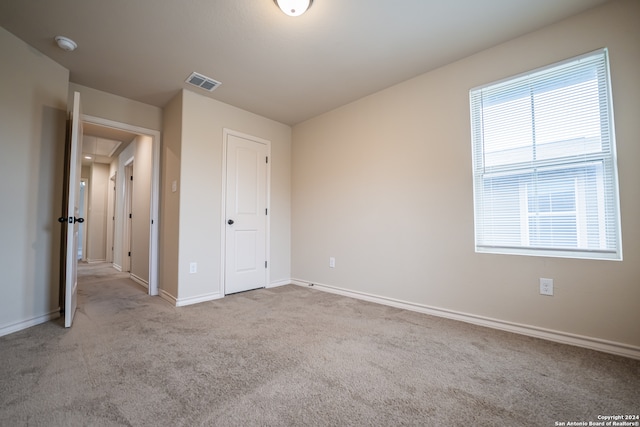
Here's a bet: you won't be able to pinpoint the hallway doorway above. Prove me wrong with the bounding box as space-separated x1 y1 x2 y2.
80 115 160 296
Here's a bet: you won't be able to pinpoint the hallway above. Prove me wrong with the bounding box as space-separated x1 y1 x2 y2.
76 262 150 312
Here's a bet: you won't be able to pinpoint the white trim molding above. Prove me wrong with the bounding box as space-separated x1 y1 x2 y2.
130 273 149 289
81 114 161 298
291 279 640 360
268 279 291 288
159 289 177 306
176 292 223 307
0 310 60 338
158 289 225 307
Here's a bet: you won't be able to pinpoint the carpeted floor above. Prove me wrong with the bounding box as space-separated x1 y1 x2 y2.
0 263 638 426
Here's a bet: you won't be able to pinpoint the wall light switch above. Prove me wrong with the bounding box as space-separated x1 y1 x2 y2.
172 180 177 193
190 262 197 274
540 278 553 296
329 257 335 268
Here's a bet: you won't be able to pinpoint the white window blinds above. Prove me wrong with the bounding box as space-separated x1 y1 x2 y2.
469 49 621 260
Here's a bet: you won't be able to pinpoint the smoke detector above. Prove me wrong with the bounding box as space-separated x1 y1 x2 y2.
185 72 221 92
55 36 77 52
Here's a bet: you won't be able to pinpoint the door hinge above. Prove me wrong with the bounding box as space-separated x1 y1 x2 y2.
130 175 133 181
266 156 268 164
128 251 131 257
265 208 268 215
265 261 267 268
151 219 154 225
129 213 132 219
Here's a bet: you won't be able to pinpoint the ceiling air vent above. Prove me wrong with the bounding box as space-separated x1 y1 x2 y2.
185 72 221 92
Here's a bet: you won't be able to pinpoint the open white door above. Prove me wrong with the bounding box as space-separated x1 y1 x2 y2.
62 91 83 327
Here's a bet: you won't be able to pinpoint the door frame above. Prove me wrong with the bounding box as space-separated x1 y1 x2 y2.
106 173 117 263
79 178 88 261
123 160 134 272
82 114 161 297
220 128 271 296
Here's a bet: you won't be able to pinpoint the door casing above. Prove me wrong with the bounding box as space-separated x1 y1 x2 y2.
106 173 116 263
81 114 161 297
123 160 134 272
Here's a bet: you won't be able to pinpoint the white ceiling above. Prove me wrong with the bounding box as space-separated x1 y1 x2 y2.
83 123 137 144
81 123 136 165
0 0 609 126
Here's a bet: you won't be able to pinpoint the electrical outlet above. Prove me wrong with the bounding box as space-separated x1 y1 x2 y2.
190 262 197 274
329 257 335 268
539 278 553 296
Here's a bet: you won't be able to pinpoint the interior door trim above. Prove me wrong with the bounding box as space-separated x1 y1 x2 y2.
81 114 161 297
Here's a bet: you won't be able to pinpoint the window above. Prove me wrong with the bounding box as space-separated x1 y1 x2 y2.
470 49 621 260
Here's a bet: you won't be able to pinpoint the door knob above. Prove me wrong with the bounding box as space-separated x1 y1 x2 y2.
58 217 84 223
228 219 234 225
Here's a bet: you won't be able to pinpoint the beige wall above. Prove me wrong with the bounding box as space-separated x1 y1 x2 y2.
161 90 291 303
80 166 90 260
110 137 151 281
0 27 69 334
159 93 183 299
69 83 162 131
291 0 640 349
86 162 110 262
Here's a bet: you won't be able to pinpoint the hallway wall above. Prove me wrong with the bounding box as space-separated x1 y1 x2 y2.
68 83 162 132
86 162 110 262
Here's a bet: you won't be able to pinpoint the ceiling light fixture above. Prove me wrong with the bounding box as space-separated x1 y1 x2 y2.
54 36 77 52
274 0 313 17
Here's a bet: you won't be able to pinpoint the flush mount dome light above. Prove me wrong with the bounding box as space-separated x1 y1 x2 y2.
274 0 313 17
55 36 77 51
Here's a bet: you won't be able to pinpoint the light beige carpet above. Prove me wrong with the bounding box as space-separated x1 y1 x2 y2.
0 263 638 426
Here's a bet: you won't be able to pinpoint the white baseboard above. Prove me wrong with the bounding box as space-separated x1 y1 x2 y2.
291 279 640 360
176 292 223 307
159 289 177 306
113 263 122 272
86 258 107 264
130 274 149 289
268 279 291 288
0 310 60 338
